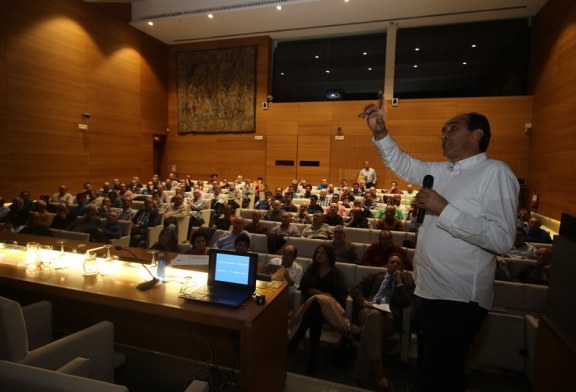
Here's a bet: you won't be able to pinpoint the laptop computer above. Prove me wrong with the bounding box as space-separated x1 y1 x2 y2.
180 249 258 307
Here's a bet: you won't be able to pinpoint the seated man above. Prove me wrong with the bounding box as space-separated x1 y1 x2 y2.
323 203 345 226
234 233 251 253
100 211 122 242
215 217 250 250
350 253 415 390
512 247 553 286
245 210 269 234
187 189 206 228
306 194 325 215
281 193 298 213
346 206 370 228
524 217 553 243
214 203 235 230
69 192 88 217
362 230 409 270
50 203 76 230
118 197 137 222
504 228 537 259
164 194 189 230
130 197 159 247
332 225 359 264
271 212 301 237
264 244 302 313
301 212 333 240
19 211 54 237
50 185 74 206
264 200 283 222
255 191 273 210
67 204 103 241
375 205 404 231
294 204 311 224
33 200 53 227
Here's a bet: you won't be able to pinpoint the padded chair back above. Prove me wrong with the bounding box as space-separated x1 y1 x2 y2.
0 297 29 362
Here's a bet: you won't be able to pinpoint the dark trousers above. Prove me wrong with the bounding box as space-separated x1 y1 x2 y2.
289 299 323 375
416 298 487 392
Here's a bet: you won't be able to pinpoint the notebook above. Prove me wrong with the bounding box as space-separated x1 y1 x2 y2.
180 249 257 307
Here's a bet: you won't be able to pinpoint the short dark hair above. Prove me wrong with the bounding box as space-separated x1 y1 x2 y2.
465 112 491 152
234 233 251 247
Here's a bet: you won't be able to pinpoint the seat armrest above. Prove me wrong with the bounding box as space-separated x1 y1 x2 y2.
147 224 163 249
109 236 130 248
21 301 53 350
57 357 91 377
22 321 115 382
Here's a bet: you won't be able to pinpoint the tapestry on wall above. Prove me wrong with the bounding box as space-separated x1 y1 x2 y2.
176 46 256 134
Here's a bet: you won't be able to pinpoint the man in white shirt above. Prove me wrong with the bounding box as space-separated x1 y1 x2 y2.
361 102 518 392
359 161 377 188
266 244 302 312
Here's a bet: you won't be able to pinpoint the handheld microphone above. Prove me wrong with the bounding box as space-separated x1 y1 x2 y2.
416 175 434 224
114 246 162 291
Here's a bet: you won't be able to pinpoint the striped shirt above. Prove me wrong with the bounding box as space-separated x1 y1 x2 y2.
373 135 518 309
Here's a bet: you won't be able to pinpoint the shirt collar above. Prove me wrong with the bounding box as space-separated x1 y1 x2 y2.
448 152 487 174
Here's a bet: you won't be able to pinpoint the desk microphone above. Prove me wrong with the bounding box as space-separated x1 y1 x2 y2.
417 175 434 224
114 246 162 291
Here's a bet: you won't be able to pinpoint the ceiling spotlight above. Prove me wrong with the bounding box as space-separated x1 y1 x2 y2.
326 90 343 100
208 13 214 19
147 21 154 26
276 5 282 10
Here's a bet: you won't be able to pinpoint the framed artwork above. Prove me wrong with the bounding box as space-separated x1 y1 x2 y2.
177 46 256 134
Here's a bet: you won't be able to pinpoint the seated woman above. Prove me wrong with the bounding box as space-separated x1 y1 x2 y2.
150 227 178 253
186 229 209 255
288 244 348 376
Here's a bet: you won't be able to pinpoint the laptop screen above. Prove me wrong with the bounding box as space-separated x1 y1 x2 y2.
208 249 257 289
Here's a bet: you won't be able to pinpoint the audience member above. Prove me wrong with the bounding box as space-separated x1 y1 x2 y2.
69 192 88 217
375 205 404 231
234 233 251 253
50 203 75 230
359 161 377 188
186 229 210 255
215 204 235 230
164 194 189 230
403 184 416 195
271 212 301 237
19 190 34 211
362 230 409 270
517 207 531 228
332 225 359 264
265 200 283 222
306 195 325 215
50 185 74 206
130 197 159 247
100 211 122 242
324 203 345 226
346 207 370 228
118 197 137 221
67 204 103 241
316 178 329 190
301 212 333 240
255 191 273 210
388 181 402 195
187 189 206 228
404 201 421 232
33 200 53 227
361 193 378 211
4 197 29 232
504 228 537 259
19 211 54 237
281 193 298 213
0 197 10 222
524 217 553 243
272 187 285 203
294 204 311 224
512 247 552 286
108 190 122 208
97 197 113 218
244 210 268 234
150 227 178 252
350 253 415 390
155 184 170 206
265 244 302 312
318 190 331 208
289 244 348 376
215 217 250 250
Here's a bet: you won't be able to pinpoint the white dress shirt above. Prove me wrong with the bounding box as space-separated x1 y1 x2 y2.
373 135 518 309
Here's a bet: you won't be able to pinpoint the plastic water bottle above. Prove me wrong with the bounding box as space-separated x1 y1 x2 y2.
156 252 166 281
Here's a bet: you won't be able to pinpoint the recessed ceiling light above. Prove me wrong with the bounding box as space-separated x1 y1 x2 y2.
368 67 372 71
276 5 282 10
471 44 477 48
413 64 418 68
147 21 154 26
462 61 467 65
415 47 420 51
326 70 331 73
315 55 319 59
280 72 285 76
208 14 214 19
363 52 368 55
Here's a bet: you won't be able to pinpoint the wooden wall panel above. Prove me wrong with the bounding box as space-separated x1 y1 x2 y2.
297 136 330 184
266 135 297 189
530 0 576 220
0 0 167 199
